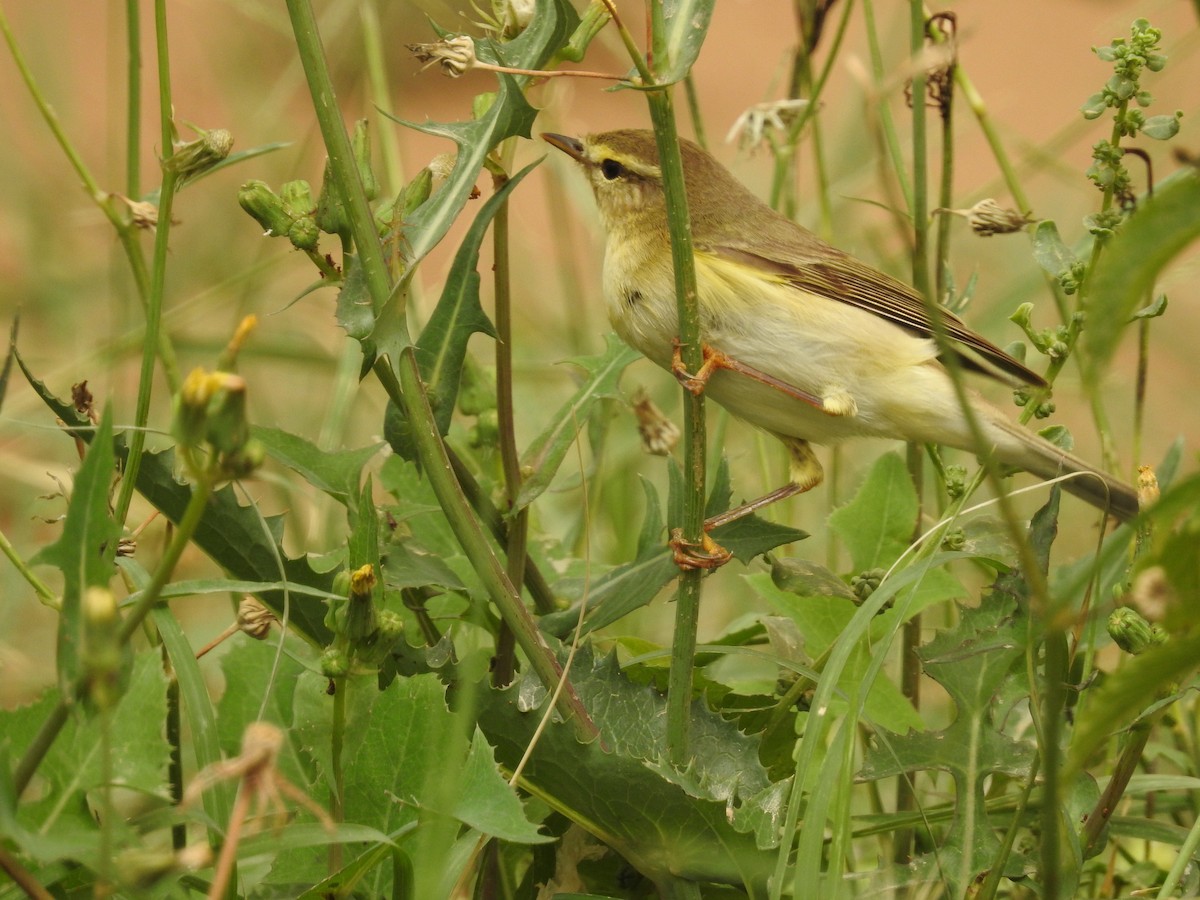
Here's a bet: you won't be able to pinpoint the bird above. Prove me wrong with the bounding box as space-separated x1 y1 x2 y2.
542 129 1138 564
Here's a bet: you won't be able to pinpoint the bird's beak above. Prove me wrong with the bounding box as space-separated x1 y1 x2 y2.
541 132 585 162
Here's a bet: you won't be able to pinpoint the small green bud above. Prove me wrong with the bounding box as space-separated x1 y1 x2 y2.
467 408 500 448
1034 401 1056 419
83 587 124 710
458 359 497 416
851 568 886 603
320 647 349 679
941 527 966 552
287 216 321 251
218 436 264 479
944 463 968 500
281 179 315 217
357 609 404 667
402 167 434 215
238 180 293 236
1108 606 1165 655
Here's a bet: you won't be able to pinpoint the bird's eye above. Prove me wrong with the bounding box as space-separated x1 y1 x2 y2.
599 158 624 180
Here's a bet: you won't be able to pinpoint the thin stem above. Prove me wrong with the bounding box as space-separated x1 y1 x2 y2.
393 349 598 740
124 0 141 198
329 676 345 875
491 165 528 687
645 91 705 768
0 527 58 608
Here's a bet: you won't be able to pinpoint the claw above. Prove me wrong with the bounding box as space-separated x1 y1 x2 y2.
669 528 733 571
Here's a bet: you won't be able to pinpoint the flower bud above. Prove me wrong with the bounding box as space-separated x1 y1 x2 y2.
1107 606 1165 655
238 180 294 237
320 646 349 679
345 564 380 645
167 126 233 186
408 35 477 78
83 587 124 710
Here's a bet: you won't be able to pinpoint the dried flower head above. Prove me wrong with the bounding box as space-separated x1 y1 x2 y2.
408 35 477 78
726 99 810 152
631 390 680 456
237 596 276 640
934 199 1033 236
1136 464 1159 507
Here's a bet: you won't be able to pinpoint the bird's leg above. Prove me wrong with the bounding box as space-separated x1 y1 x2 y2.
670 438 823 570
670 338 843 415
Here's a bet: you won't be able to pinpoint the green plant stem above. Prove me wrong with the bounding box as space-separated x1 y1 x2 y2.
977 753 1041 900
446 447 557 615
1156 778 1200 899
0 5 179 393
114 0 179 530
1039 631 1068 900
682 74 707 150
391 353 597 740
0 527 58 608
124 0 141 197
1081 712 1155 857
14 468 214 798
286 0 594 737
1133 315 1150 472
861 0 913 211
0 846 53 900
358 0 404 194
330 676 346 875
491 169 527 687
646 91 705 769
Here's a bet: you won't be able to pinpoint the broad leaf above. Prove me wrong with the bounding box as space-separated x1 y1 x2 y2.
255 425 381 503
477 647 782 890
654 0 715 85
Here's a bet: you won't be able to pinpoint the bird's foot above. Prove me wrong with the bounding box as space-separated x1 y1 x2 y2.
669 528 733 571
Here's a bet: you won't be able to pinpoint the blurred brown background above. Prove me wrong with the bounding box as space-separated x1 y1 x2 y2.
0 0 1196 703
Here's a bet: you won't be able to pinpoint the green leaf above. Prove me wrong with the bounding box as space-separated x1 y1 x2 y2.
5 653 170 865
1130 293 1168 320
655 0 715 85
1141 112 1181 140
515 335 641 510
861 597 1032 893
1030 219 1079 278
32 407 120 692
1085 168 1200 375
476 647 781 890
483 0 579 72
770 557 855 601
255 425 381 503
334 253 375 344
414 160 539 436
827 452 918 570
393 74 538 268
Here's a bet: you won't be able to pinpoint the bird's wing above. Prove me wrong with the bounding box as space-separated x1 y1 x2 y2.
702 239 1048 388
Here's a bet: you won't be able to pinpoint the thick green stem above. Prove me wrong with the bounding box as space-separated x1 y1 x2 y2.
393 349 597 740
492 170 528 687
645 91 705 768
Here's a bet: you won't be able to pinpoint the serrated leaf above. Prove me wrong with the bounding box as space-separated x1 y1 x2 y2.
484 0 579 72
827 452 918 570
393 74 538 268
515 335 640 510
334 253 375 343
32 407 120 693
414 160 538 436
1085 168 1200 375
5 653 170 865
861 596 1032 892
255 425 381 503
477 646 780 889
709 513 807 563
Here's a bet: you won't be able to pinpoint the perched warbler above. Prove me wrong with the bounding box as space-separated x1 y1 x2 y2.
543 129 1138 537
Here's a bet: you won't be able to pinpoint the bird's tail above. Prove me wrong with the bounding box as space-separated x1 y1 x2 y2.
988 417 1139 522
